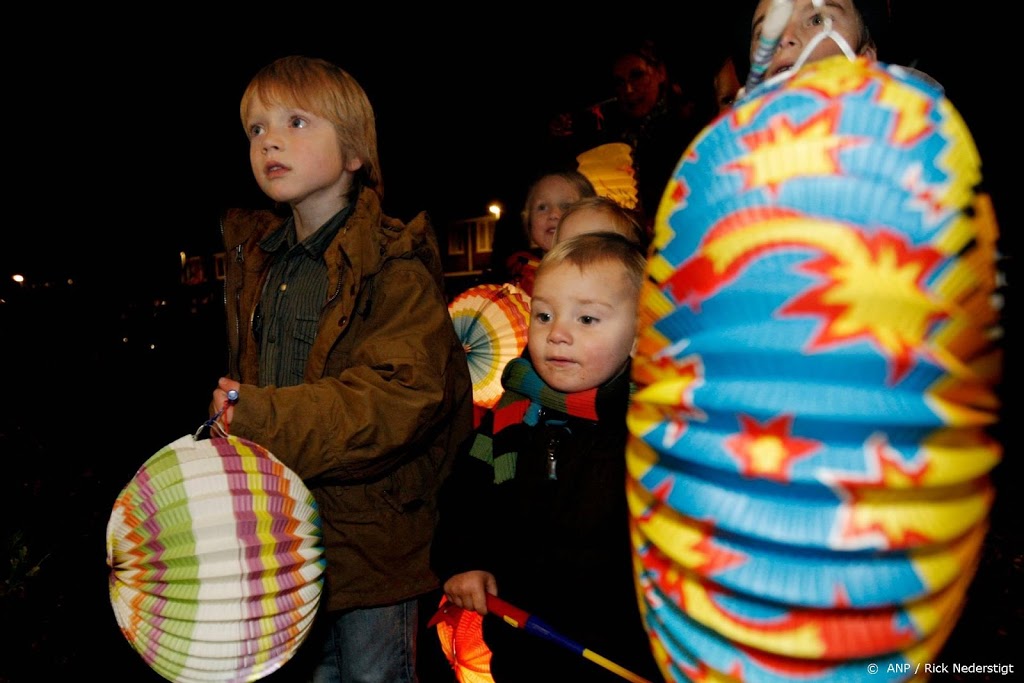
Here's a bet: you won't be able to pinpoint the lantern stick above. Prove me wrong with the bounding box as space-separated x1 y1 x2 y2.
430 595 653 683
746 0 795 91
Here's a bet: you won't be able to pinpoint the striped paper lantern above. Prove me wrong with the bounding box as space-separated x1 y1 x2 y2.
107 434 326 682
449 283 532 411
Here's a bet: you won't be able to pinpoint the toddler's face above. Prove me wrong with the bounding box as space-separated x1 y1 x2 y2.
751 0 873 80
528 259 638 393
527 176 585 253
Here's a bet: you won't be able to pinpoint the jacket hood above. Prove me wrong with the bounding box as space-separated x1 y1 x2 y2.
376 197 444 293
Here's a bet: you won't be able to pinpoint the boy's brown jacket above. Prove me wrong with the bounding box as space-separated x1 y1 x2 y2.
220 186 473 612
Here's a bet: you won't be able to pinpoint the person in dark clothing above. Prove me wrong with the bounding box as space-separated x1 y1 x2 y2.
434 233 664 682
547 39 713 233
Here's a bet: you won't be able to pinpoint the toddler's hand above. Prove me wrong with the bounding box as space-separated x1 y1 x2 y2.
443 570 497 616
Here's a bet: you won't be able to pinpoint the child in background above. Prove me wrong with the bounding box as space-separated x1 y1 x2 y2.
749 0 879 83
210 55 473 683
524 170 598 253
499 169 596 295
434 233 663 682
554 195 648 249
746 1 943 101
713 54 742 115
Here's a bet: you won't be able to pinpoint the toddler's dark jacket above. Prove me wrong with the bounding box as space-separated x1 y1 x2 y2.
434 356 662 682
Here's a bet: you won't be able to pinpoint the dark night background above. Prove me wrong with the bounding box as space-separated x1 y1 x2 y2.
0 4 1016 682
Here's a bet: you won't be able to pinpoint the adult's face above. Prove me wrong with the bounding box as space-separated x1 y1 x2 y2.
613 54 666 120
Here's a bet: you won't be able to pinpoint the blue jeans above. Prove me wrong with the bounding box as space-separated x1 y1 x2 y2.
309 598 420 683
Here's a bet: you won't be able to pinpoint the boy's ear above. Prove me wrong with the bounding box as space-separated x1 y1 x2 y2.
345 157 364 172
859 40 878 60
630 335 638 358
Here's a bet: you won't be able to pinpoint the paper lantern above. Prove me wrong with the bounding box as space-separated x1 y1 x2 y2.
577 142 639 210
107 434 326 682
629 56 1002 682
432 596 494 683
449 283 531 412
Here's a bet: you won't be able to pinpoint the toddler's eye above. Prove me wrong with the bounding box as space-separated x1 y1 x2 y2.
810 12 825 26
248 124 264 138
535 312 552 323
289 116 307 129
579 316 597 325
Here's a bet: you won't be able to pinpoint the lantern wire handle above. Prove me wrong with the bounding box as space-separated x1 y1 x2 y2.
193 389 238 440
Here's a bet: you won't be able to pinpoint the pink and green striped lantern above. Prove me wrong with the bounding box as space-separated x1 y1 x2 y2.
107 434 326 682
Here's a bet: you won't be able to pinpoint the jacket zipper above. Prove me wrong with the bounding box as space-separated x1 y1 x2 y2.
546 434 559 480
